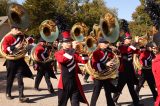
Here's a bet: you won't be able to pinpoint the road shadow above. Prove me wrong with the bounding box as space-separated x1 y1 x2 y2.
0 71 36 93
13 91 58 103
117 96 154 106
0 71 7 93
82 83 94 93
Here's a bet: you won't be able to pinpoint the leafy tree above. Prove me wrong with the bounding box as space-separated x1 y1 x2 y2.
129 0 160 36
23 0 117 38
0 0 15 16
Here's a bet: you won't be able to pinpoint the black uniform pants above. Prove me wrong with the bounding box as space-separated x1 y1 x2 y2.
35 69 53 91
114 72 139 105
53 60 57 73
58 78 80 106
136 69 157 100
90 79 116 106
6 67 24 98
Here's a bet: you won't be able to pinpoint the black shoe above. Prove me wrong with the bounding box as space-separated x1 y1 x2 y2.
6 94 14 100
48 89 56 95
34 87 41 91
19 97 29 103
113 92 121 103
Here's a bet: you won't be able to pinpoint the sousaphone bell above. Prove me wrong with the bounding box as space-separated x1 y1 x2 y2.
100 12 119 43
31 20 59 63
7 3 30 30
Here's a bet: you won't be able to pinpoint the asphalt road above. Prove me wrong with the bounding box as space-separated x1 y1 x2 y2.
0 58 155 106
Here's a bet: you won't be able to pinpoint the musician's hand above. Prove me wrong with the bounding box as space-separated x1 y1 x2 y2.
106 61 114 67
72 41 78 49
110 46 117 52
116 42 122 47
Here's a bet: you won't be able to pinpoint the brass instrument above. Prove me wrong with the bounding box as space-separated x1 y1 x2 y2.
92 24 102 40
71 22 89 41
100 12 119 43
7 3 30 30
31 42 55 63
71 22 95 53
134 33 150 47
0 3 30 60
133 33 152 70
84 12 120 80
71 15 120 80
85 36 97 52
31 20 59 63
75 36 97 54
84 52 120 80
39 20 59 42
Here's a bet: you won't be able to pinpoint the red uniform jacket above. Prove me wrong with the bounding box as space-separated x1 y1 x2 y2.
118 45 139 72
2 34 34 54
91 49 114 73
2 34 20 54
139 50 155 69
34 43 51 61
2 34 33 79
54 49 89 105
152 54 160 106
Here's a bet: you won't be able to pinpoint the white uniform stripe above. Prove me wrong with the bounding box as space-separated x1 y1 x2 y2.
41 53 46 60
145 60 147 66
128 57 132 61
129 45 136 50
63 53 73 59
11 37 20 46
67 59 75 67
100 52 108 62
82 56 89 60
68 64 76 72
97 63 103 72
147 54 151 60
101 57 108 63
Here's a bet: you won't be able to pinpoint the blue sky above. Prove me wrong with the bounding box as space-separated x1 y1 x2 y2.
17 0 140 21
105 0 140 21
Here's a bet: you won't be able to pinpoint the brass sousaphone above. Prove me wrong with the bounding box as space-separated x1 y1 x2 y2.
133 33 152 70
84 12 120 80
0 3 30 60
100 12 120 43
71 22 96 53
30 20 59 63
71 22 89 42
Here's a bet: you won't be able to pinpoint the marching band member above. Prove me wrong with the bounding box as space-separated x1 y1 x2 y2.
54 31 89 106
52 41 58 74
33 38 57 94
2 27 33 102
113 33 143 106
27 35 35 65
152 33 160 106
90 37 118 106
135 42 157 100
